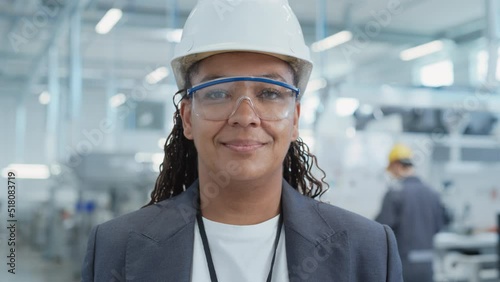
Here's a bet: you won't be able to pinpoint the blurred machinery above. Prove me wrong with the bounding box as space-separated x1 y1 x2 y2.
434 232 498 282
25 152 158 279
71 152 157 276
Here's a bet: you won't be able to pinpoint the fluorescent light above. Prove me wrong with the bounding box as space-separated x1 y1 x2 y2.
476 49 500 81
95 8 123 35
166 29 183 43
109 93 127 108
400 40 444 61
2 164 50 179
146 67 169 84
305 78 327 93
335 97 359 117
419 60 454 87
39 91 50 105
311 31 353 52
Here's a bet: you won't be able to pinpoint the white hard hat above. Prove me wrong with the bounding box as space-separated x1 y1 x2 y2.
171 0 313 97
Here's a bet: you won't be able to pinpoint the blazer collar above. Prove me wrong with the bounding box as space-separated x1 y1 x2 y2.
281 180 336 243
126 179 350 281
282 181 350 281
126 180 200 281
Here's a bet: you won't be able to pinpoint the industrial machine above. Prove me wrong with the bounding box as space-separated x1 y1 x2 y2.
434 232 499 282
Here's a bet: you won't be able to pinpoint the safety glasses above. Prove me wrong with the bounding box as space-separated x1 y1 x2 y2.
186 76 299 121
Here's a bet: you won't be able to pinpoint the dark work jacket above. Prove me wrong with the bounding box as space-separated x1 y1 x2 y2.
376 176 447 282
82 179 403 282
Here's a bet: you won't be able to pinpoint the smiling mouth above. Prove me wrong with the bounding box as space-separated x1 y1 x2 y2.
221 141 266 153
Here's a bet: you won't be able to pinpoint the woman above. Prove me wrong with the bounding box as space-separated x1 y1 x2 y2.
82 0 403 281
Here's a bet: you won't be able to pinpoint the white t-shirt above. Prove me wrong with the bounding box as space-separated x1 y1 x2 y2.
190 214 289 282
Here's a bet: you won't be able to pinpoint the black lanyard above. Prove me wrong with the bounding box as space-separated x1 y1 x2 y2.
196 211 284 282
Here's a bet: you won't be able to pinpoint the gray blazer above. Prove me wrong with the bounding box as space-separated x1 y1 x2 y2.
82 180 403 281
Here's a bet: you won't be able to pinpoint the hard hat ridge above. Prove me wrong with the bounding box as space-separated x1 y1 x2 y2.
171 0 313 97
388 143 414 165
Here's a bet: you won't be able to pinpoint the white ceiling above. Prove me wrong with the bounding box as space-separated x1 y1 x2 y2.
0 0 489 96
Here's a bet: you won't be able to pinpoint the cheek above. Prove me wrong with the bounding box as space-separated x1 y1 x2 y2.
190 121 207 145
265 119 295 142
190 118 225 144
190 123 211 157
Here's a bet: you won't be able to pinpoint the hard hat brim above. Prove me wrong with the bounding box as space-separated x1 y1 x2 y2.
171 49 312 99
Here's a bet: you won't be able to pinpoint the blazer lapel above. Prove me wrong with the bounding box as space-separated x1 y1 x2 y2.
282 181 351 282
126 182 200 282
125 180 351 281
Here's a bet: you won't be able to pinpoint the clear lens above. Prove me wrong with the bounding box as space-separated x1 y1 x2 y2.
189 77 298 121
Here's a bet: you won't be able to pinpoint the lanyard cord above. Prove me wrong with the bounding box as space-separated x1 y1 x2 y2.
196 211 284 282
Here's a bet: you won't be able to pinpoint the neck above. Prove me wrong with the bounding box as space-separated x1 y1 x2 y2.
198 175 282 225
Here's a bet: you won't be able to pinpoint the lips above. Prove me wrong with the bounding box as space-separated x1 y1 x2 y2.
221 140 267 152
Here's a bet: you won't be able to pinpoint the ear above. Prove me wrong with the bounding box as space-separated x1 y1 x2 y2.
180 100 194 140
291 102 300 141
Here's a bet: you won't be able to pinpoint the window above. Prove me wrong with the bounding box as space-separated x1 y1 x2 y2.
475 49 500 83
124 101 165 130
418 60 454 87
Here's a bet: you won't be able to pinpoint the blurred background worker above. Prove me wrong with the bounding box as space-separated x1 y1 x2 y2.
376 143 449 282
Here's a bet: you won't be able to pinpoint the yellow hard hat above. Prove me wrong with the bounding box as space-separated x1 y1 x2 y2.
388 143 413 164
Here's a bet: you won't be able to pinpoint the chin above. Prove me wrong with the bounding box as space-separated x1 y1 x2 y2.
232 163 282 182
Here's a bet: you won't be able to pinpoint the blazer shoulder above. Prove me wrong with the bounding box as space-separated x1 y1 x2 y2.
96 200 168 238
315 201 402 280
315 201 388 240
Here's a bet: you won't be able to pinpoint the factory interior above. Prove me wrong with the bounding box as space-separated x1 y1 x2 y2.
0 0 499 281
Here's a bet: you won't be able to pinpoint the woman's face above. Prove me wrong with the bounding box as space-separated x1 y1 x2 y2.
180 52 300 184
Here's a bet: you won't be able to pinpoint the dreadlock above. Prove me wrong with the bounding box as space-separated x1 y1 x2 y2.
145 90 198 206
282 138 327 198
145 62 328 206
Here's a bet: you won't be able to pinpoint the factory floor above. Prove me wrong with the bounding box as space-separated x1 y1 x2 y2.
0 244 79 282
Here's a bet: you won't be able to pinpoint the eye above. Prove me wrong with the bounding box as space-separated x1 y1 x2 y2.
199 89 230 101
258 88 285 100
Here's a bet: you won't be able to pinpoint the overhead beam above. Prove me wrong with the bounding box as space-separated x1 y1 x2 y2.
0 6 436 46
26 1 79 88
338 83 500 112
0 1 26 51
439 18 486 44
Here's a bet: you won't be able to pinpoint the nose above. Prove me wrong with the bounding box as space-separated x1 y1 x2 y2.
227 96 261 127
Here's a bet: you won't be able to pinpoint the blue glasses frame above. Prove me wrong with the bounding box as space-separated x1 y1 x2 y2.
187 76 300 98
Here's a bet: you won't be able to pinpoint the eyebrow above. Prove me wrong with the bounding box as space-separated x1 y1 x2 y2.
197 73 290 84
261 73 288 82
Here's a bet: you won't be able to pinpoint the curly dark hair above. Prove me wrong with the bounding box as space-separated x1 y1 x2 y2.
145 63 328 206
